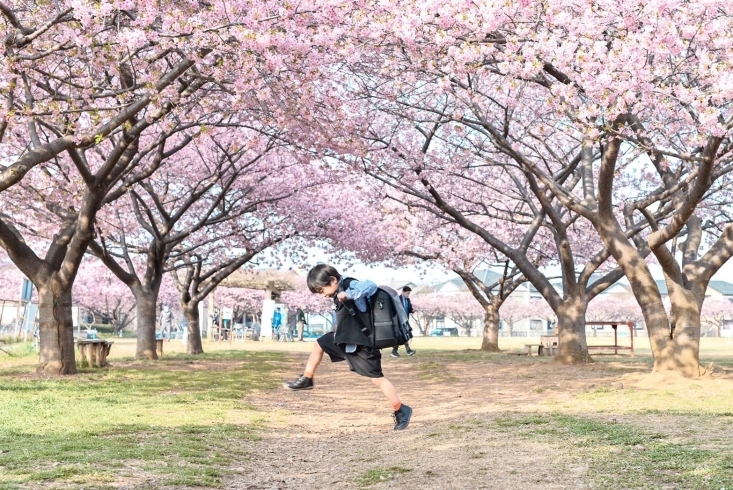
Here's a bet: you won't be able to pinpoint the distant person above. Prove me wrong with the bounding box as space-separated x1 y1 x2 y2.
221 318 230 341
296 306 307 341
286 309 298 341
211 307 220 339
159 304 173 341
391 286 416 357
273 307 284 341
283 264 413 430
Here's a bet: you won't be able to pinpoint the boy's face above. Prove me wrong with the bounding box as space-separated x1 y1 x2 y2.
316 276 339 298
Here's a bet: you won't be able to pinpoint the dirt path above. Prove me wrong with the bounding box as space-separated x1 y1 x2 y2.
223 354 650 489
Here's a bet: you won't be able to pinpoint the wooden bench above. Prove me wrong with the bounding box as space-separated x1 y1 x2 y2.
585 321 635 356
523 344 559 356
523 344 543 356
76 339 114 368
587 345 633 355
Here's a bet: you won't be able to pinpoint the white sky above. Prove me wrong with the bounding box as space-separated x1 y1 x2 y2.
265 247 733 289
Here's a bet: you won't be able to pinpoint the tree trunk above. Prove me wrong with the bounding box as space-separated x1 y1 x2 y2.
134 289 159 360
653 283 703 377
36 280 77 374
605 236 698 374
480 305 501 352
554 295 591 364
183 301 204 355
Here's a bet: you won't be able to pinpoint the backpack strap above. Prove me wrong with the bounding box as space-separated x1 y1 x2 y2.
338 277 370 335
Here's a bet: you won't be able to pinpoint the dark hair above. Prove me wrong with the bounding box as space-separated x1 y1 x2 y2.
402 286 412 292
307 264 341 293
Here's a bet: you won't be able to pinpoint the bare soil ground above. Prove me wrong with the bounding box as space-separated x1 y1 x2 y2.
222 353 733 490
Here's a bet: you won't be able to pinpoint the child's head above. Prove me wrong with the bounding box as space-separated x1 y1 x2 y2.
307 264 341 297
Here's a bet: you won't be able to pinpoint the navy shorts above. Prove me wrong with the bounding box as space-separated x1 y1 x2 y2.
317 332 383 378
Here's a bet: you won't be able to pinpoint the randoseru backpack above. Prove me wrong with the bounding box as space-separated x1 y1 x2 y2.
340 280 413 349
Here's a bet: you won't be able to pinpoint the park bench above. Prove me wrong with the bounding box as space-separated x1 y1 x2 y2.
76 339 113 368
523 343 542 356
522 343 558 356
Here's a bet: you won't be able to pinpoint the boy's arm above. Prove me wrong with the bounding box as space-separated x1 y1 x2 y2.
344 279 377 301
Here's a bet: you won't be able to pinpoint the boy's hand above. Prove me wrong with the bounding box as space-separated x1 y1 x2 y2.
337 291 349 301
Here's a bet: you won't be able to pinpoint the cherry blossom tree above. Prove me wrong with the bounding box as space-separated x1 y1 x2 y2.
0 0 359 372
0 251 23 301
586 296 644 326
498 298 548 338
329 53 628 363
215 287 265 323
391 0 733 377
89 128 294 358
280 280 332 315
440 292 485 337
0 251 30 336
319 1 733 375
170 173 400 355
392 199 533 349
410 292 456 335
0 1 243 373
700 297 733 337
73 259 136 335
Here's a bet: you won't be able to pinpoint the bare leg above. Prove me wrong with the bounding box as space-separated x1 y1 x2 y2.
371 376 401 408
303 342 325 378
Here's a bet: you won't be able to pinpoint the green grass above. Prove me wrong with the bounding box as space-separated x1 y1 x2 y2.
2 337 733 489
0 341 36 358
415 361 458 382
356 466 413 487
0 351 283 489
494 413 733 489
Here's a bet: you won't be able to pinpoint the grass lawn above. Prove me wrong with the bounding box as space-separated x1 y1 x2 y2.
0 335 732 489
0 346 284 489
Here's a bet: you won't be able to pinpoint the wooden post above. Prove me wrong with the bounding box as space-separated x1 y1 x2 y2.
86 342 95 367
14 297 22 340
207 292 215 342
612 324 618 355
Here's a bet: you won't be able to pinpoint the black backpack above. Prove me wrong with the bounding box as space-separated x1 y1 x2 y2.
340 281 413 349
370 287 413 349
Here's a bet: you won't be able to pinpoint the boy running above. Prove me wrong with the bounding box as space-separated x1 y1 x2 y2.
283 264 413 430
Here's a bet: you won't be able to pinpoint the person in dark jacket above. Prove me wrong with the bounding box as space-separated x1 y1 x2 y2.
296 306 307 341
391 286 416 357
283 264 413 430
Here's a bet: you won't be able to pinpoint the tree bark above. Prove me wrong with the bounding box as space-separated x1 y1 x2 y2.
36 280 77 374
652 279 703 376
182 301 204 355
480 304 501 351
133 287 159 360
598 224 680 368
554 294 592 364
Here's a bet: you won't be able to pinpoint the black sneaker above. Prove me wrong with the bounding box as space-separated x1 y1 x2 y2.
283 375 313 391
393 404 412 430
391 351 400 357
407 350 416 356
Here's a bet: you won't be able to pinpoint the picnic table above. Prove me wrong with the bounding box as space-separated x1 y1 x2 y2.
586 321 635 356
76 339 114 368
522 323 635 357
523 335 558 356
